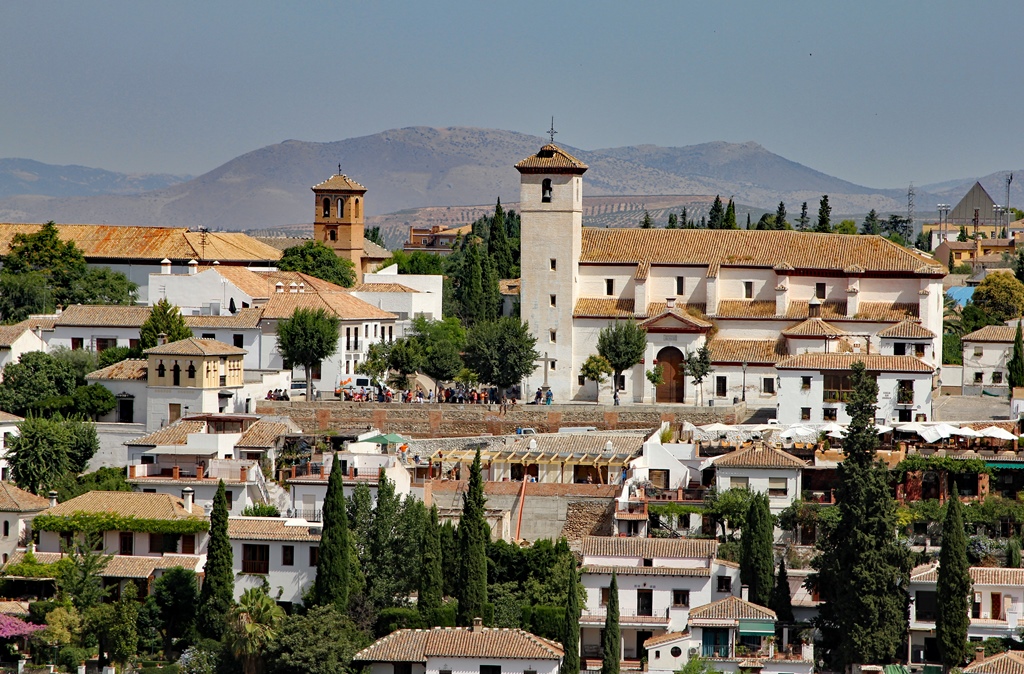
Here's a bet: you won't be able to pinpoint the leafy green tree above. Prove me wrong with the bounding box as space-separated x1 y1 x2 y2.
797 202 810 231
199 481 234 639
815 195 832 233
1009 323 1024 392
7 415 72 494
601 571 620 674
0 272 52 322
704 488 755 540
708 196 725 229
457 449 488 625
365 226 386 248
835 219 858 235
57 534 112 611
229 587 285 674
769 557 795 623
421 339 463 386
65 416 99 473
140 298 192 349
386 338 421 390
884 214 913 243
98 345 135 368
386 250 446 275
109 581 140 669
811 361 910 668
278 240 356 287
915 230 932 251
355 341 392 390
640 210 653 229
1008 537 1022 568
50 346 98 387
0 350 76 416
57 466 130 502
740 493 775 606
77 267 139 306
937 486 971 670
861 210 881 235
419 505 444 621
972 273 1024 322
153 566 200 655
597 321 647 397
560 558 581 674
685 344 714 406
724 199 737 229
277 307 340 400
775 201 787 230
464 318 539 390
580 354 614 398
313 453 352 610
268 604 371 674
72 384 116 420
488 199 516 279
958 226 968 242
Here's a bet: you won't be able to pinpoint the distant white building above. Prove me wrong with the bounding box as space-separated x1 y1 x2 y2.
229 517 321 606
962 325 1015 396
712 445 805 516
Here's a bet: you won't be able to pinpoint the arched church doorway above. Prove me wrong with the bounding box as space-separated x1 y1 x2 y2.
656 347 686 403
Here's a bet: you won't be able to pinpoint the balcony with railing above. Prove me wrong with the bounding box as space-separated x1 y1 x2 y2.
580 607 670 626
614 501 648 520
128 459 259 483
638 484 708 504
822 389 852 403
897 388 914 405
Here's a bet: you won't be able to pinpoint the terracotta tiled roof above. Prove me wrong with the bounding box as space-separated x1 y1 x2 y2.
643 631 690 648
499 279 520 296
144 337 246 356
195 266 278 298
126 420 208 447
584 565 711 577
640 308 713 330
255 270 350 295
0 600 30 616
363 240 393 260
0 412 24 424
86 359 148 382
708 338 786 364
573 298 636 318
634 261 650 280
352 283 420 293
965 652 1024 674
964 325 1017 343
355 626 563 663
0 482 50 512
581 536 717 560
183 307 263 329
39 491 205 523
228 517 321 542
579 229 942 274
717 300 779 318
3 550 202 579
261 291 396 321
430 481 620 498
21 316 57 332
912 564 1024 586
688 595 776 622
182 232 284 262
236 420 292 449
876 320 936 339
714 445 806 469
502 433 644 459
782 318 850 337
311 174 367 192
55 304 151 328
854 302 921 321
0 323 33 347
514 144 588 173
775 353 933 373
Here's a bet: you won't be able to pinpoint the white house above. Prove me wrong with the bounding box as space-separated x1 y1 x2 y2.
354 265 444 338
229 517 321 606
354 622 564 674
0 320 48 379
514 143 945 406
0 412 24 481
961 325 1014 396
47 304 151 353
712 445 805 517
0 482 49 564
286 451 412 520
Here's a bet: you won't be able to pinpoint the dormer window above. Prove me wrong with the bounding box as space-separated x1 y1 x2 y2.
322 197 330 218
542 179 553 203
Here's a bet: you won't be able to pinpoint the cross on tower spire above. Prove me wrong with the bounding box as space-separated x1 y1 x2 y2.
338 163 342 175
548 117 557 144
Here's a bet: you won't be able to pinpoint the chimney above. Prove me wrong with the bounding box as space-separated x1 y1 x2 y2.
161 258 172 275
975 647 985 664
289 281 298 293
48 491 58 508
666 296 676 310
275 282 285 294
182 487 194 513
741 584 749 601
808 296 821 318
157 332 168 346
472 617 483 632
188 259 198 275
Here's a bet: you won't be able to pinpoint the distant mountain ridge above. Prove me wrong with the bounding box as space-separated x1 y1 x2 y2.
0 126 1015 232
0 158 190 198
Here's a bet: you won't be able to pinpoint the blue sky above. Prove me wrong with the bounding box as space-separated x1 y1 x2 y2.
2 1 1022 187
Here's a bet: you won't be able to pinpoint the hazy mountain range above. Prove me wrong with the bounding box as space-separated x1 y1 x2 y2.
0 127 1019 240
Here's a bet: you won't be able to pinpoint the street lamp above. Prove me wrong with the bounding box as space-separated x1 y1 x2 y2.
937 204 951 241
995 205 1006 236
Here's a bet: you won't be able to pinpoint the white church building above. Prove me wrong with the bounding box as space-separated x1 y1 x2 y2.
516 144 945 418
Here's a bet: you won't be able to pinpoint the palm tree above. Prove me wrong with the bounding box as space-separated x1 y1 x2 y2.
229 588 285 674
943 294 964 337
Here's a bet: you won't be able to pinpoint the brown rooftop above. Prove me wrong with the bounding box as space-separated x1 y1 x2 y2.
707 338 786 365
261 291 396 321
127 419 208 446
354 626 563 663
40 491 205 523
688 595 776 622
55 304 152 328
714 445 806 469
228 517 321 542
144 337 246 357
0 482 50 512
514 144 588 174
311 174 367 193
775 353 933 373
963 325 1017 342
581 536 717 559
781 317 850 337
876 319 936 339
183 307 264 330
86 359 148 382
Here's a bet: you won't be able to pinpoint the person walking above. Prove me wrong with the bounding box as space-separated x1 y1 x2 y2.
613 389 620 406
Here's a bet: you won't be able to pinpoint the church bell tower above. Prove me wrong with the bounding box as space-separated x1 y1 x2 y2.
312 169 367 281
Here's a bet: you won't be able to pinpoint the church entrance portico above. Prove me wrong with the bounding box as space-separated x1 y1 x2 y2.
655 346 686 403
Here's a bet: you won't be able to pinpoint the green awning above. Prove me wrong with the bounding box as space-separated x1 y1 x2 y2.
986 462 1024 470
885 665 910 674
363 434 406 445
738 619 775 636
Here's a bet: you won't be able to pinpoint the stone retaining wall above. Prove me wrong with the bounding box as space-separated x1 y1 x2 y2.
255 400 746 437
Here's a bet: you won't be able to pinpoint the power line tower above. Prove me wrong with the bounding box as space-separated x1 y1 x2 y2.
907 183 915 235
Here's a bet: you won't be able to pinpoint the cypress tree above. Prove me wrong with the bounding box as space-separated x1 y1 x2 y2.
740 493 775 606
489 199 515 279
601 571 620 674
862 209 881 235
815 195 832 233
457 448 488 624
481 253 501 322
560 559 581 674
775 201 787 230
937 486 971 670
666 213 678 229
746 213 751 229
199 481 234 638
797 201 810 230
312 453 351 609
460 243 485 325
1016 250 1024 285
1008 322 1024 391
1009 537 1022 568
419 504 444 621
367 472 402 610
708 196 724 229
724 199 737 229
440 519 459 598
680 207 688 229
640 210 653 229
812 361 910 668
769 557 795 623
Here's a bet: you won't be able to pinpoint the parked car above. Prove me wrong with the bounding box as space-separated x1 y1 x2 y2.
291 380 319 400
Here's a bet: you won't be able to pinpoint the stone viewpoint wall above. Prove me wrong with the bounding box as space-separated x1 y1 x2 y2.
255 400 746 437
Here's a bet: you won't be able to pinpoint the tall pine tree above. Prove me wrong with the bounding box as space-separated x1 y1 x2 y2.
311 453 351 609
812 362 910 668
936 486 971 670
488 199 515 279
708 196 725 229
367 472 402 610
740 492 775 606
815 195 832 233
1008 322 1024 391
560 559 581 674
419 504 444 622
459 242 485 326
640 210 653 228
457 448 488 624
797 201 810 230
769 557 795 623
199 481 234 638
861 209 881 235
775 201 787 230
666 213 678 229
724 199 737 229
601 572 620 674
481 253 501 322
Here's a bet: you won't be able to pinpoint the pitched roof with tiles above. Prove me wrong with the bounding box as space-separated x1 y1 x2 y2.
964 325 1017 343
912 564 1024 586
354 627 564 663
640 308 713 330
55 304 152 328
311 174 367 192
183 307 264 329
499 279 521 296
775 353 933 373
144 337 246 356
584 565 711 577
39 491 205 523
965 652 1024 674
0 322 35 348
581 536 717 560
573 298 638 319
708 338 786 364
228 517 321 542
579 229 942 275
235 419 293 449
352 283 420 293
782 318 850 337
643 631 690 649
363 240 393 259
514 144 588 174
256 270 350 295
688 595 776 622
0 482 50 512
0 411 22 424
714 445 806 469
3 550 201 579
126 419 208 447
261 291 396 321
86 359 148 382
876 320 936 339
182 232 284 262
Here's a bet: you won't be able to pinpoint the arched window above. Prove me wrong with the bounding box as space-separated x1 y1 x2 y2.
172 363 181 386
322 197 331 217
2 521 8 538
355 198 361 218
156 361 166 378
542 179 553 203
338 198 345 218
328 230 337 242
187 362 196 379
